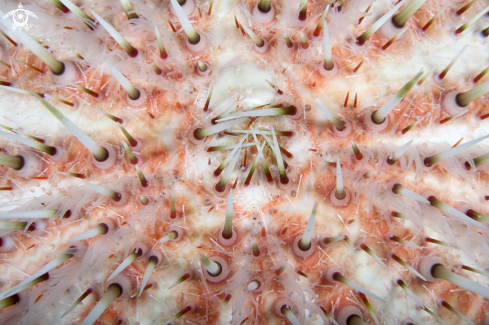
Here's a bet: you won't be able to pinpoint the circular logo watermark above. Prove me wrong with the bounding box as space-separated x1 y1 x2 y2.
2 3 37 32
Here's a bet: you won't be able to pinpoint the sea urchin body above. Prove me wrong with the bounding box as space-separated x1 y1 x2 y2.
0 0 489 324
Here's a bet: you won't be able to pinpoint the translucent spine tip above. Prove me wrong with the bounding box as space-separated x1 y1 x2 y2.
438 45 467 80
298 202 318 250
159 229 178 243
216 107 296 122
69 223 108 242
170 188 176 219
0 221 28 231
60 0 94 24
240 23 265 48
0 130 56 156
34 94 108 161
70 82 99 98
107 249 142 281
391 254 427 281
357 0 408 45
121 0 138 19
222 189 234 239
298 0 308 20
422 5 447 31
168 271 192 289
315 99 345 130
271 126 288 184
322 6 333 70
358 293 380 325
335 158 345 199
105 61 140 100
199 253 221 276
455 6 489 35
432 264 489 299
81 284 122 325
139 256 158 296
170 0 201 44
214 137 245 176
217 140 243 190
392 183 429 204
86 183 121 201
2 252 72 298
122 141 138 165
0 19 65 75
456 81 489 107
155 26 168 59
333 272 386 302
388 140 413 164
372 70 424 124
90 10 137 56
0 153 24 170
441 300 475 325
281 305 301 325
0 209 57 219
424 134 489 167
397 279 423 307
61 288 92 318
428 196 489 232
194 119 245 140
163 305 193 325
245 141 266 185
392 0 426 28
313 6 329 37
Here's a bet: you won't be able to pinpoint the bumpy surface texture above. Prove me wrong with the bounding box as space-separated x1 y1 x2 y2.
0 0 488 324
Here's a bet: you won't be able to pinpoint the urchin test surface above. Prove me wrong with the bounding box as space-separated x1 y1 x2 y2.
0 0 488 324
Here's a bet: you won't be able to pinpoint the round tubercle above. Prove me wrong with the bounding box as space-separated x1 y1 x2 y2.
61 209 79 221
254 41 269 54
252 3 275 25
335 304 364 325
111 191 129 207
330 187 351 207
273 298 294 318
99 218 118 234
323 266 342 283
418 255 445 282
217 227 238 246
318 61 339 77
167 226 185 242
292 235 316 258
196 61 210 76
286 105 302 120
130 138 144 152
52 61 80 85
363 110 390 133
214 181 230 196
105 273 134 300
0 236 14 252
92 146 117 170
333 120 353 138
202 256 229 283
400 319 415 325
186 34 206 53
49 146 65 162
133 243 149 259
442 91 465 116
188 126 206 145
126 88 148 108
15 151 42 178
147 250 164 267
27 221 47 235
